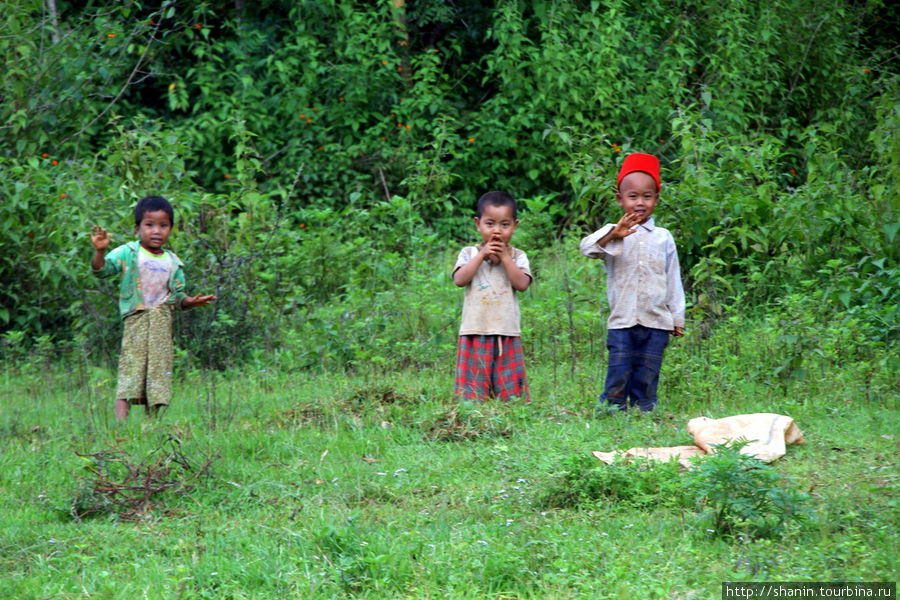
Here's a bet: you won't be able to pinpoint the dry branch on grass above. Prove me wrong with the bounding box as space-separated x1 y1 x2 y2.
71 436 216 522
424 407 513 442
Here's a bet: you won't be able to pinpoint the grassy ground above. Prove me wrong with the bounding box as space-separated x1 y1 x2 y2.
1 319 897 599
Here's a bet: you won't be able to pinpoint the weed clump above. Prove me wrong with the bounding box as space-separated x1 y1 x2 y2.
345 384 414 406
424 403 514 442
540 445 811 539
539 453 689 510
69 436 216 522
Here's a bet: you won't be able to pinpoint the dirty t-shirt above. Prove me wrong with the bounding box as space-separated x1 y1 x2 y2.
138 246 176 308
454 246 531 336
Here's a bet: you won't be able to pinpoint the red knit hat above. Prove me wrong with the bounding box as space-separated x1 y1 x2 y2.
617 153 661 190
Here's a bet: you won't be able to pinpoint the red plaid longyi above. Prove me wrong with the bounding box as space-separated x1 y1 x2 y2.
454 334 530 401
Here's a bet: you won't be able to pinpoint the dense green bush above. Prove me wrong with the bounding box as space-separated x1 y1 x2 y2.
1 0 897 366
539 445 812 540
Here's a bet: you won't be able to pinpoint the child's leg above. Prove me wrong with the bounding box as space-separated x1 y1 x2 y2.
115 399 130 420
628 327 669 412
599 328 633 411
455 335 493 400
492 336 529 401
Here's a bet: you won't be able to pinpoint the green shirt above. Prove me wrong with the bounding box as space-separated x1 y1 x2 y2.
92 241 187 320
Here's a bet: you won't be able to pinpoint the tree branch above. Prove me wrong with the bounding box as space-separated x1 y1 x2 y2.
45 0 61 45
61 11 166 148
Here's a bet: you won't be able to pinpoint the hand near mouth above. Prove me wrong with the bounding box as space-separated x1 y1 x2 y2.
484 235 507 264
609 211 643 240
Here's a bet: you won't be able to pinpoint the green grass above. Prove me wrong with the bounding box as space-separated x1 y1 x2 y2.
1 320 897 600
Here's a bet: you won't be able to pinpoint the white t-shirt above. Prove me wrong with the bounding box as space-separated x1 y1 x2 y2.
454 245 532 336
138 246 175 308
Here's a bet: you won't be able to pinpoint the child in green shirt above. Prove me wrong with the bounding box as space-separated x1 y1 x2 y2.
90 196 215 419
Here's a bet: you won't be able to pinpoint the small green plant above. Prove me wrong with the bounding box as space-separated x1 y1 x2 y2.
687 440 811 538
1 330 26 364
539 453 690 510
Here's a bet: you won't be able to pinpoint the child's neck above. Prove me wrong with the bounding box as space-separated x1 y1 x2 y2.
140 242 164 255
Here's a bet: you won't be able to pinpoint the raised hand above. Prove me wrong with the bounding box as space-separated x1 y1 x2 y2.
609 211 643 240
90 225 110 251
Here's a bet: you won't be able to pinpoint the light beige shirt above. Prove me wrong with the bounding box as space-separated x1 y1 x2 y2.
579 218 685 331
454 246 532 336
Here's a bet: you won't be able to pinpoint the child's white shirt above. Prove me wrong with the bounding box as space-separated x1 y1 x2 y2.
454 246 531 336
580 217 685 331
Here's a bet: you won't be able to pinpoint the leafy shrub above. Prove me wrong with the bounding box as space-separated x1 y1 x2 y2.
686 440 811 538
0 118 196 351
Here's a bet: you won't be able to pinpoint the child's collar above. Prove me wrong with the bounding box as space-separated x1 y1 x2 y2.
636 217 655 231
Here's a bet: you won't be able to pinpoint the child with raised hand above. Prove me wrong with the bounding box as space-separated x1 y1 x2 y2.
580 153 685 413
90 196 216 420
453 191 533 401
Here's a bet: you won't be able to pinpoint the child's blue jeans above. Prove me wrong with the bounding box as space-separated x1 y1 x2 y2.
599 325 670 412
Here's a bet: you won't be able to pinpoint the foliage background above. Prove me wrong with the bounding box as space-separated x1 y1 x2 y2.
1 0 897 370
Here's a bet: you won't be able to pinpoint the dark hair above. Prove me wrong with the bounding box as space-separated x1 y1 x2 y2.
134 196 174 227
476 191 517 220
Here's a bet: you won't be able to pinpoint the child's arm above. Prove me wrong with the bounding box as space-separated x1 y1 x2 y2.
496 243 531 291
453 244 495 287
580 211 642 258
90 225 110 271
167 260 216 309
665 232 686 337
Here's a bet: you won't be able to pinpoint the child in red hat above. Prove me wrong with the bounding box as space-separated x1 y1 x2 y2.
579 153 685 413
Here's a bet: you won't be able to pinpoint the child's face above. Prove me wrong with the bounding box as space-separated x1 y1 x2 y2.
616 171 659 223
135 209 172 251
475 203 518 245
